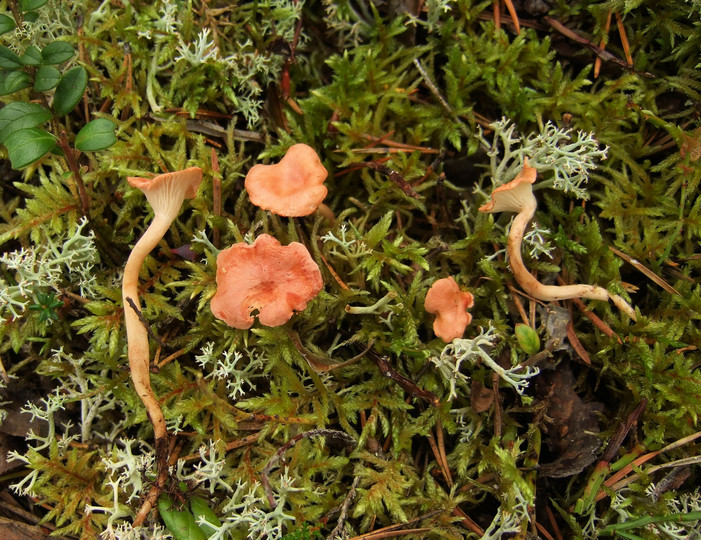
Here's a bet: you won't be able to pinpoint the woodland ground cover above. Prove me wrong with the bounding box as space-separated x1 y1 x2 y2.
0 0 699 538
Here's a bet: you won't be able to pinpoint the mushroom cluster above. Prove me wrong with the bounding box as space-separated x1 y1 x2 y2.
479 159 636 320
211 234 323 329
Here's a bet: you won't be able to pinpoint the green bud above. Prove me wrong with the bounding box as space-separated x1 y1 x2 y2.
515 323 540 355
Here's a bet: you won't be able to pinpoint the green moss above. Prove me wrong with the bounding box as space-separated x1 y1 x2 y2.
1 0 700 538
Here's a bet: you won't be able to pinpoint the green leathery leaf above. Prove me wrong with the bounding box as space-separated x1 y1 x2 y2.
4 127 56 168
0 45 22 69
53 66 87 116
33 64 61 91
0 102 51 144
75 119 117 151
0 70 31 94
19 0 49 11
189 497 221 534
0 15 16 36
19 45 42 66
41 41 75 65
158 495 207 540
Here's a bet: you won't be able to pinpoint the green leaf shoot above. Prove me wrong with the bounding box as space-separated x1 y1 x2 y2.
0 102 51 144
52 65 87 116
19 45 42 66
0 14 16 36
41 41 75 65
19 0 49 11
0 45 22 69
158 495 207 540
4 127 56 168
33 64 60 91
74 118 117 152
0 70 32 94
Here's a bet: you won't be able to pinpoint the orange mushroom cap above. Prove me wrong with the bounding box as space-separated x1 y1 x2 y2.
425 277 474 342
478 159 537 214
128 167 203 220
245 143 328 217
211 234 323 329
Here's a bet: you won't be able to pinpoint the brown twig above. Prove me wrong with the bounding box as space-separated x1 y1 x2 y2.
349 511 443 540
125 297 165 350
426 432 451 487
367 350 439 406
596 430 701 502
536 521 557 540
544 16 653 77
615 12 634 67
156 347 186 369
594 11 613 78
327 476 360 540
318 251 350 290
609 245 679 295
601 398 647 464
546 503 564 540
57 131 89 215
211 147 221 248
492 372 502 438
366 162 421 199
179 432 261 462
502 0 520 33
453 506 484 536
565 314 592 365
565 292 622 344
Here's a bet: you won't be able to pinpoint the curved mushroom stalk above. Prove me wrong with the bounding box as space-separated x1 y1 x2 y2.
480 160 636 321
121 167 203 464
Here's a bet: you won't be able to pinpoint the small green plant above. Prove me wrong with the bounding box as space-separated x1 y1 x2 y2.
0 0 115 169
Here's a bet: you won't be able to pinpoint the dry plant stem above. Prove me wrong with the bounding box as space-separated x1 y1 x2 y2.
594 10 613 78
7 0 22 28
211 147 221 248
122 214 171 451
58 131 89 215
508 199 637 320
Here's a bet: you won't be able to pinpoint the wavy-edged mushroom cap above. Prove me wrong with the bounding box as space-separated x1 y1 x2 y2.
425 277 474 342
128 167 203 220
211 234 323 329
245 144 328 217
478 159 537 214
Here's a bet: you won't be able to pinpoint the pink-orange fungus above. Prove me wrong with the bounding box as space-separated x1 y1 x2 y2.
478 159 537 214
245 143 328 216
211 234 323 329
425 277 474 342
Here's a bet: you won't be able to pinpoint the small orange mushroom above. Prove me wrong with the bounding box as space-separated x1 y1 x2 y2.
122 166 203 526
245 143 328 217
122 166 203 450
211 234 323 329
425 277 474 342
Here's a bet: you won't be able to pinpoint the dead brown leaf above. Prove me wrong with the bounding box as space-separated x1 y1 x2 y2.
536 365 604 478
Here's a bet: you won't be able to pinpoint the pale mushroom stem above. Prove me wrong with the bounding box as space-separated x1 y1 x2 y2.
122 214 172 446
508 198 637 321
